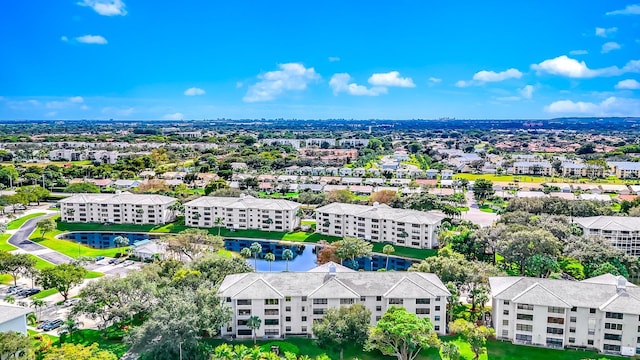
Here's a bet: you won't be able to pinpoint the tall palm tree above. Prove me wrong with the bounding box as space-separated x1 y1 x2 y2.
264 253 275 272
250 242 262 269
281 248 294 272
246 316 261 345
59 316 83 342
382 244 395 270
215 217 224 236
27 313 37 327
168 201 184 219
31 299 46 320
263 218 273 231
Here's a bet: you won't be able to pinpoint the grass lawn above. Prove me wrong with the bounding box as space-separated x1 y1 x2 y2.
479 205 498 213
0 274 13 284
86 271 104 278
0 233 16 251
6 212 46 230
301 219 316 226
30 229 125 259
486 339 623 360
31 288 59 299
69 329 129 358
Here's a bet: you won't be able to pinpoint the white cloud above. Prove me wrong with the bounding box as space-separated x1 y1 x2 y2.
532 55 640 78
329 73 387 96
78 0 127 16
46 96 85 109
615 79 640 89
368 71 415 87
243 63 320 102
519 85 535 99
69 96 84 103
455 80 471 88
569 49 588 55
163 112 184 120
184 87 205 96
328 57 341 62
544 97 640 116
76 35 108 44
235 82 243 88
428 77 442 83
606 4 640 15
46 111 58 117
473 68 522 82
61 36 69 42
595 27 617 38
602 41 621 53
102 107 135 117
496 96 521 102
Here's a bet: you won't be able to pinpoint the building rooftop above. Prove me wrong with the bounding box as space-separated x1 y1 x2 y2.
60 192 176 205
0 304 32 324
316 202 443 225
184 195 300 211
490 275 640 311
574 216 640 232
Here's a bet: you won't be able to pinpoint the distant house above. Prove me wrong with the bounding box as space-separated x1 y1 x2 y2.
0 304 32 335
339 168 353 177
298 183 323 192
132 240 166 261
112 179 141 189
424 169 439 179
349 185 373 195
578 194 611 202
440 170 454 180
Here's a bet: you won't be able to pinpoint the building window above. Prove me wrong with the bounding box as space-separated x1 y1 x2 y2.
604 334 622 341
265 299 279 305
264 319 279 326
237 299 251 306
416 308 430 314
285 306 291 312
264 309 279 316
503 300 510 305
376 296 382 301
376 306 382 312
589 308 596 314
503 310 510 315
570 316 577 323
570 327 576 333
603 344 621 352
313 299 328 305
605 323 623 330
517 304 534 311
435 306 440 311
434 325 440 331
434 316 440 321
547 327 564 335
571 307 577 312
515 334 532 343
389 298 403 305
340 299 355 305
547 317 564 325
548 307 565 314
502 329 509 337
285 317 291 322
313 309 325 315
569 337 575 344
587 340 594 346
301 316 307 321
606 312 624 320
503 320 509 326
516 324 533 332
238 309 251 316
285 296 291 302
516 314 534 321
301 326 307 332
416 298 430 304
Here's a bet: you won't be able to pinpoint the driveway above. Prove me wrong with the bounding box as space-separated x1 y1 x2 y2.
8 214 73 265
461 191 499 227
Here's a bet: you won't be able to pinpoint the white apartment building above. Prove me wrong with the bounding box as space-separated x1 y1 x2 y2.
184 194 300 232
315 202 443 249
218 263 450 339
59 192 177 225
574 216 640 256
490 274 640 356
49 149 86 161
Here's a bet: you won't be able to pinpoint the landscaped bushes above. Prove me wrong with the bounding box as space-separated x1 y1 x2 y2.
259 341 299 355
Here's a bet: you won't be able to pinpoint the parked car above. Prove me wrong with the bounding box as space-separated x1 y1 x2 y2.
108 259 116 264
7 286 24 294
42 319 64 331
95 256 105 261
25 288 41 296
37 320 51 330
63 298 80 307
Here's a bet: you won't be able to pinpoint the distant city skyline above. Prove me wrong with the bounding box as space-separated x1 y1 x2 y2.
1 0 639 120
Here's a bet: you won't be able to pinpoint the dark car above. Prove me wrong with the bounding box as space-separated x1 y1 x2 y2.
95 256 105 261
7 286 24 294
108 259 116 264
37 320 51 330
43 319 63 331
26 288 41 296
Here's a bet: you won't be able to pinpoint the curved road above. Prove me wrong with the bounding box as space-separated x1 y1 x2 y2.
8 214 73 265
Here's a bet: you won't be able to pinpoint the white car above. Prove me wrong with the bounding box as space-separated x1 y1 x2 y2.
62 298 80 307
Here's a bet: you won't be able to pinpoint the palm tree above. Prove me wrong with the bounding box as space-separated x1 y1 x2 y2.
264 253 275 272
382 244 395 270
215 217 224 236
282 248 294 272
4 295 15 304
246 316 261 345
31 299 46 320
250 242 262 269
240 247 252 260
59 316 83 342
168 201 184 219
113 235 130 251
27 313 37 327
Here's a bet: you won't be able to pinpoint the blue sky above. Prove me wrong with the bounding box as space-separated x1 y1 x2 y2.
1 0 639 120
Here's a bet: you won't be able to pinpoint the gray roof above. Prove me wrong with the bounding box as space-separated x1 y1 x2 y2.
185 195 300 211
490 276 640 313
0 304 32 324
574 216 640 231
306 262 355 273
60 192 176 205
608 161 640 171
219 271 450 299
316 202 444 225
513 161 552 167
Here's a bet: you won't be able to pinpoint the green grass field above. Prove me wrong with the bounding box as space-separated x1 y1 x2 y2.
28 254 55 270
30 228 126 259
6 212 47 230
30 288 59 299
0 233 16 251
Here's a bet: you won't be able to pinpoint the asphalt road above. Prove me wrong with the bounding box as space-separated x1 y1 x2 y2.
8 214 73 265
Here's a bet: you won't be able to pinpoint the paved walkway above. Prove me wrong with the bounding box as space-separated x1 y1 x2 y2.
461 191 499 227
7 212 73 265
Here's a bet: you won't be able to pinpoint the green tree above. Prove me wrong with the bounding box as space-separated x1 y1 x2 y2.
204 179 229 195
497 228 562 275
0 331 34 360
59 315 84 343
264 253 276 272
240 247 252 260
64 182 101 193
247 315 262 345
37 263 87 301
312 304 371 360
282 248 294 272
113 235 130 250
472 178 494 204
164 229 224 260
365 306 440 360
335 237 373 269
0 251 37 286
440 342 461 360
215 217 225 236
43 343 116 360
37 217 56 240
449 319 495 359
382 244 395 270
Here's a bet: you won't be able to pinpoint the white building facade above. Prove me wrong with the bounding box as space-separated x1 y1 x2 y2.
218 266 450 339
490 275 640 356
574 216 640 256
59 193 177 225
315 202 443 249
184 195 301 232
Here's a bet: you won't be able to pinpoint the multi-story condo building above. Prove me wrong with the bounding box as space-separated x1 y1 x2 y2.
218 263 450 339
608 162 640 179
574 216 640 256
315 202 443 249
184 194 300 232
490 274 640 356
60 192 177 225
510 161 553 176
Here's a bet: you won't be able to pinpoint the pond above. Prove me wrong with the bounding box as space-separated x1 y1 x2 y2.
60 232 418 272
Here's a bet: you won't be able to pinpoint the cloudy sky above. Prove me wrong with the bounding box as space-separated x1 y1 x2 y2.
1 0 639 120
